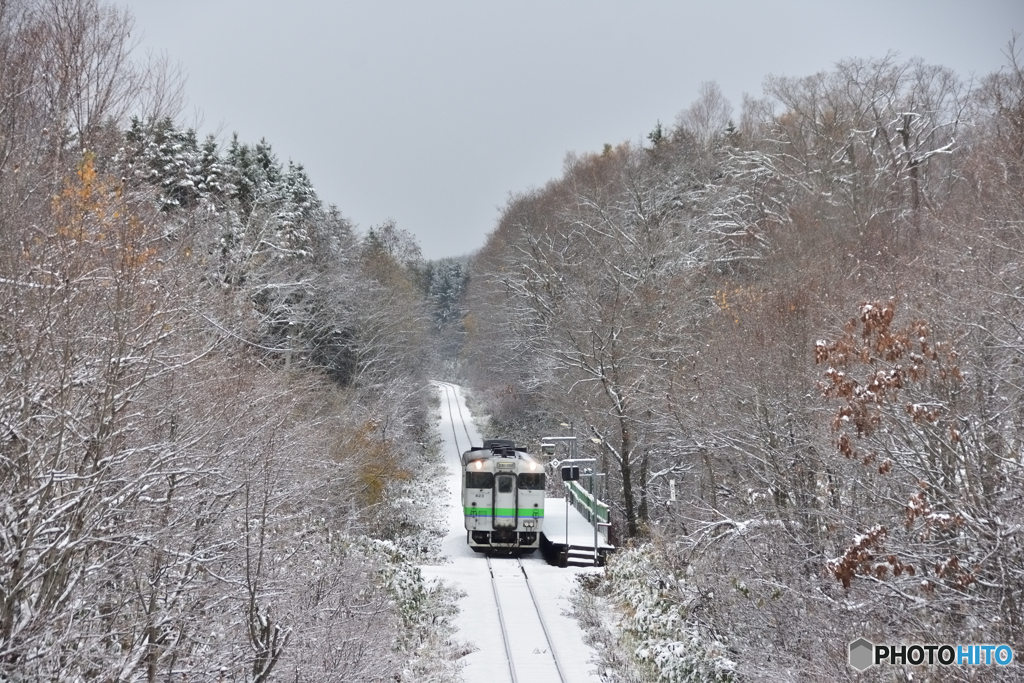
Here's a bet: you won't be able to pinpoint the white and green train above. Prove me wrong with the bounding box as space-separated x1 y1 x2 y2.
462 439 546 554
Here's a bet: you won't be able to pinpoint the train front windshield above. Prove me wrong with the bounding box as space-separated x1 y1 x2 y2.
517 473 545 490
466 472 493 488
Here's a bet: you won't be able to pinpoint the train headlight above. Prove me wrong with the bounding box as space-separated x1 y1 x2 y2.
529 461 537 471
474 460 482 470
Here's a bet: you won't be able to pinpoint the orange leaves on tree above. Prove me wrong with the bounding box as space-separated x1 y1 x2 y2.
713 283 763 326
336 420 411 509
52 153 156 275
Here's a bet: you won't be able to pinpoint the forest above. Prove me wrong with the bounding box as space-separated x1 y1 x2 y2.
1 0 1022 680
461 37 1024 682
0 0 467 679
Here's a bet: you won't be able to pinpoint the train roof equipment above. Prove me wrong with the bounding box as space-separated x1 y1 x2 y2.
461 439 529 465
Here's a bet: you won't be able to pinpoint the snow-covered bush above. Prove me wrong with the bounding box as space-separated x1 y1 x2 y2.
588 544 737 683
359 537 464 682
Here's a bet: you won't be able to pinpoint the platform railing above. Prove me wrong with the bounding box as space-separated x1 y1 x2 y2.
566 480 609 537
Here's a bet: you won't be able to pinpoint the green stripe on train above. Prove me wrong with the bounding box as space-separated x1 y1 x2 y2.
464 507 544 518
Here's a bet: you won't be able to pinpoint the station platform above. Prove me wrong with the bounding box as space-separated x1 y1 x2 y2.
541 496 614 567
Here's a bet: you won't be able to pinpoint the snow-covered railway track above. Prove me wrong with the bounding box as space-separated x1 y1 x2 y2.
486 555 567 683
428 381 597 682
437 381 474 454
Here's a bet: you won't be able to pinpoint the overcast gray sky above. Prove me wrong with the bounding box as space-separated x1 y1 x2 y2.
120 1 1022 260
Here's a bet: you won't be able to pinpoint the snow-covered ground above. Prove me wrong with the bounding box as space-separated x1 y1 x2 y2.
422 382 601 683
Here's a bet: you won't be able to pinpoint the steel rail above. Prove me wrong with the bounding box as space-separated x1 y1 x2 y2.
439 382 463 453
437 381 474 453
447 382 475 449
486 555 520 683
486 555 567 683
517 556 568 682
443 382 566 680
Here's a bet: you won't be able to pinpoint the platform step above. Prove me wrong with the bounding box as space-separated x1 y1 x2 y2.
565 546 601 566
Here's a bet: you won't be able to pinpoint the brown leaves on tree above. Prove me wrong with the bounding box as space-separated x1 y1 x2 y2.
827 526 916 589
934 555 976 592
828 484 977 592
815 299 962 466
817 301 984 594
905 486 965 539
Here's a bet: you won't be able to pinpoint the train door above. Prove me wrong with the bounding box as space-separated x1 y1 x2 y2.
492 473 518 529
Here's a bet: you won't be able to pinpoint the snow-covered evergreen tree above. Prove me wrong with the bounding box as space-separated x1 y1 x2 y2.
124 116 203 209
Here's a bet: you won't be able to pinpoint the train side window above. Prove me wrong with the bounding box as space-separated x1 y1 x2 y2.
517 473 545 490
496 474 514 493
465 472 493 489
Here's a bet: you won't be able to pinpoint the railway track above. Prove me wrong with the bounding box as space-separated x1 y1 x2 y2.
486 555 567 683
435 380 571 682
437 381 474 454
